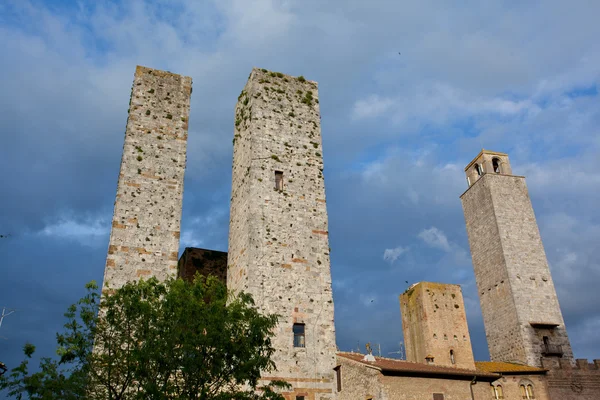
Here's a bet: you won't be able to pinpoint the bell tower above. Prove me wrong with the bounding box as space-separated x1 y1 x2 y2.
460 150 574 367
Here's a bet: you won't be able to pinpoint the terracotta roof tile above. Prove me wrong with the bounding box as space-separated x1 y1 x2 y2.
337 352 498 379
475 361 547 374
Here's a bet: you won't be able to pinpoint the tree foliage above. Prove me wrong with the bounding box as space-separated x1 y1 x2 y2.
0 276 287 399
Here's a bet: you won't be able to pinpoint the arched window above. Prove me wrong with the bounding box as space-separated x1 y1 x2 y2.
449 350 455 364
519 383 535 399
527 385 535 399
492 158 501 173
492 384 504 399
475 163 483 176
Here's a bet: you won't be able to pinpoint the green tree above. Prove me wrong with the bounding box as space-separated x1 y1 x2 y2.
0 276 288 399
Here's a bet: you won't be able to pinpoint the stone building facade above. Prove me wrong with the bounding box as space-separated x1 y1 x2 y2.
102 66 192 293
400 282 475 370
227 68 336 399
460 150 574 368
335 352 551 400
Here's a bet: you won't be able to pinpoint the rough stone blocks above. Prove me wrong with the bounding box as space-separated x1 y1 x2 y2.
102 66 192 292
461 152 574 368
227 68 336 398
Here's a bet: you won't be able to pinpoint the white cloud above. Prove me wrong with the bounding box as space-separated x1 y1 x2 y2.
352 95 395 119
383 246 408 263
418 227 451 252
38 213 110 246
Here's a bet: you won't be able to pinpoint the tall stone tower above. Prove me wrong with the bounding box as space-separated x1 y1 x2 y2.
400 282 476 370
228 68 336 399
103 66 192 292
460 150 573 367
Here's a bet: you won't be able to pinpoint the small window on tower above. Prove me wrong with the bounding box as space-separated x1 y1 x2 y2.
450 350 455 364
295 396 305 400
492 158 501 173
334 365 342 392
293 323 305 347
475 163 483 176
275 171 283 190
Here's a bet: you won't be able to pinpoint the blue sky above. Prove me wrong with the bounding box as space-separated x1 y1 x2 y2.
1 0 600 376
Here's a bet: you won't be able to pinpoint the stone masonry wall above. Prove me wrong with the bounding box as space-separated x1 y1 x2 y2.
227 68 336 399
336 356 386 400
103 66 192 292
542 358 600 400
461 173 524 365
461 168 574 367
400 282 476 370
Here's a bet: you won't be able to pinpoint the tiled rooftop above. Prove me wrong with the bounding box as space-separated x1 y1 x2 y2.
475 361 547 374
337 352 498 379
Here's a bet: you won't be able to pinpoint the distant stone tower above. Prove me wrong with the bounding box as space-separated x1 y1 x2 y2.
228 68 336 399
400 282 476 370
103 66 192 292
460 150 574 367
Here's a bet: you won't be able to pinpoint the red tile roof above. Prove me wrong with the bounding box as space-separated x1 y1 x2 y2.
337 352 499 380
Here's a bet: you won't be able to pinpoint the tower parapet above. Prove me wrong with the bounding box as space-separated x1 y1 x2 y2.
102 66 192 292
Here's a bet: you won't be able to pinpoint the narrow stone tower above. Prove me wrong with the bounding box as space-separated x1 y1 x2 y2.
400 282 476 370
460 150 573 367
103 66 192 292
228 68 336 399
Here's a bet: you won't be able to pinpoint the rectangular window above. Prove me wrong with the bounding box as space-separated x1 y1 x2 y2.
275 171 283 190
293 323 305 347
433 394 444 400
334 365 342 392
295 397 305 400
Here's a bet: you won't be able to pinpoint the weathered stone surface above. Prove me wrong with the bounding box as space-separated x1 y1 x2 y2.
542 358 600 400
400 282 476 370
460 150 574 368
102 66 192 292
227 68 336 399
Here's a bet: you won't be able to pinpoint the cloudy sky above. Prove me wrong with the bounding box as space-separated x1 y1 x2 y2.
1 0 599 374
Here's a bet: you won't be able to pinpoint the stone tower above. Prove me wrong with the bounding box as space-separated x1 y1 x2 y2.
400 282 476 370
460 150 574 367
103 66 192 292
228 68 336 399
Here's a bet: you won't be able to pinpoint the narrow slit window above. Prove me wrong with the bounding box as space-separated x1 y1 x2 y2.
450 350 455 364
275 171 283 190
293 323 305 347
334 366 342 392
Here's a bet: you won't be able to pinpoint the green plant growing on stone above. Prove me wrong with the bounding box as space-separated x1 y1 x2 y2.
137 155 143 162
148 88 155 94
297 75 306 82
137 168 142 174
315 152 321 157
146 110 151 116
271 155 281 162
288 112 295 117
166 114 173 119
181 117 186 122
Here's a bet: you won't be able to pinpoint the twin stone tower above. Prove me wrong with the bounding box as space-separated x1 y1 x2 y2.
102 66 574 399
